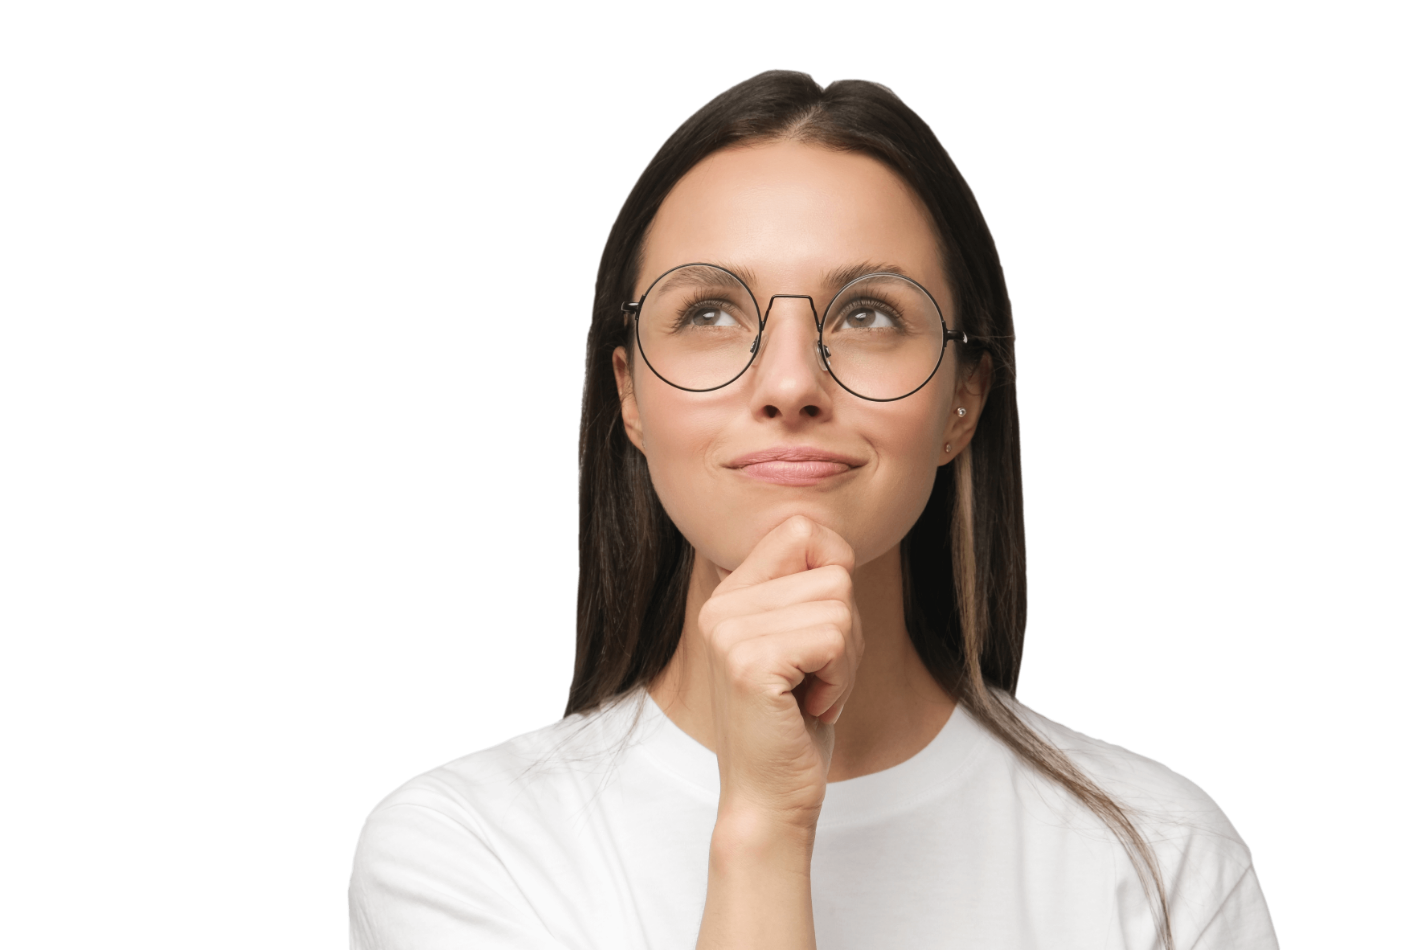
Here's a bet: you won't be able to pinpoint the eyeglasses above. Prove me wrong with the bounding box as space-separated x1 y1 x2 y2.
622 263 966 402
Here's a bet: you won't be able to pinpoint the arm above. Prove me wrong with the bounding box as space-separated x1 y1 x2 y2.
698 808 817 949
691 516 863 950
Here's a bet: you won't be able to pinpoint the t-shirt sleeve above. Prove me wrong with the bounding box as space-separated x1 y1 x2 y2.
349 799 567 950
1186 864 1279 950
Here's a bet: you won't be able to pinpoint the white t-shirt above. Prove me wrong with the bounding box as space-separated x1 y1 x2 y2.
349 689 1277 949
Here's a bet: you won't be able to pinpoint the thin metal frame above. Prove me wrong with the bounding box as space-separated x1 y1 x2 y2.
622 262 969 402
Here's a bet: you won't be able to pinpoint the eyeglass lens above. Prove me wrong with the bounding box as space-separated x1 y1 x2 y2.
635 264 947 400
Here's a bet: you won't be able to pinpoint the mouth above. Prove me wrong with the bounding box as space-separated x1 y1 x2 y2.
727 446 864 486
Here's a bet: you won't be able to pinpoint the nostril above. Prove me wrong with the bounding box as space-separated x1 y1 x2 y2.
804 405 820 418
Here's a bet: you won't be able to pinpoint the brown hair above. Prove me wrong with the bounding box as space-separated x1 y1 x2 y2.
565 70 1172 948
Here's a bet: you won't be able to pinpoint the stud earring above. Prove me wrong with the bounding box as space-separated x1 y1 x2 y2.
941 407 963 450
945 408 968 455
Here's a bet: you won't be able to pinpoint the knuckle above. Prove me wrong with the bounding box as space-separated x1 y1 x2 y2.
705 617 740 655
832 536 856 571
724 641 764 689
784 514 816 540
805 598 850 631
828 565 853 598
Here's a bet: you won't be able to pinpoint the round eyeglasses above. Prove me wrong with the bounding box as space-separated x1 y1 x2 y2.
622 263 966 402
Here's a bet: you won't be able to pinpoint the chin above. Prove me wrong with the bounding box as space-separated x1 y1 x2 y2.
679 502 896 573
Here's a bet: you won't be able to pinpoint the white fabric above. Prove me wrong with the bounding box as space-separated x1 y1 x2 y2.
350 689 1277 949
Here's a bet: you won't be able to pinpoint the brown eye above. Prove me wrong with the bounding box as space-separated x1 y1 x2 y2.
685 306 737 328
842 306 894 330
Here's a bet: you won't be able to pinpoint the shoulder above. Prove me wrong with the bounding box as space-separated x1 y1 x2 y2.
1008 697 1244 839
349 693 650 949
358 690 647 843
987 694 1276 947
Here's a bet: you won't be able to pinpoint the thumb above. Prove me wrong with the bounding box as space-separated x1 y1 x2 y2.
718 515 855 594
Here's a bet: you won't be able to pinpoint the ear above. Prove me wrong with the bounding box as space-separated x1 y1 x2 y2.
937 353 992 466
612 346 645 453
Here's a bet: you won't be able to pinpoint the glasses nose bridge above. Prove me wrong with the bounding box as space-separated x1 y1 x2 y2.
754 293 830 373
761 293 821 329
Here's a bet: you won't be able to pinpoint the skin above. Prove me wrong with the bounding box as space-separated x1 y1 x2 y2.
612 139 989 949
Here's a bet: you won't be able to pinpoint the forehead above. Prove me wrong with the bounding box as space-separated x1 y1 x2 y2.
639 140 948 303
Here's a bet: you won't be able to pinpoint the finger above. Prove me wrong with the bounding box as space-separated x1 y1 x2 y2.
789 624 858 722
719 515 855 593
702 565 852 627
803 674 848 724
706 600 854 658
702 580 864 724
722 621 856 717
813 684 853 725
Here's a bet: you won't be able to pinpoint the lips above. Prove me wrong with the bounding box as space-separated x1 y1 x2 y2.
728 446 863 486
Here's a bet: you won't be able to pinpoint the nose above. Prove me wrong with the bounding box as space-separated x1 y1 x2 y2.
747 295 833 420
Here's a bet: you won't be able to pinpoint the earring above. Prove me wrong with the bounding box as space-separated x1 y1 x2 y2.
957 407 967 417
946 407 969 450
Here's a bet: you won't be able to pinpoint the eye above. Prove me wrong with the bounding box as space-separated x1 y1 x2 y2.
684 305 739 328
841 306 895 330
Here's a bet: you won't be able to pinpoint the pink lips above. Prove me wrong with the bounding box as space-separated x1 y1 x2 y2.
728 446 862 486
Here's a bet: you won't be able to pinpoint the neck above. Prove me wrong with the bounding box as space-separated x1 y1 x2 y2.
647 544 956 782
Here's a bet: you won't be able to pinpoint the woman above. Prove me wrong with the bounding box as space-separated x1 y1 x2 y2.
349 71 1277 949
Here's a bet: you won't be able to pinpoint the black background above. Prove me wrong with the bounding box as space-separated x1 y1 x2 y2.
326 66 1283 850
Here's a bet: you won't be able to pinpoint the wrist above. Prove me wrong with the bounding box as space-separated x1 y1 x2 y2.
710 804 817 872
700 808 817 950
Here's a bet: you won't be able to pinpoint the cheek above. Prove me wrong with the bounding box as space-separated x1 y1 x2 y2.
637 388 722 511
631 357 954 568
850 405 946 555
639 389 771 570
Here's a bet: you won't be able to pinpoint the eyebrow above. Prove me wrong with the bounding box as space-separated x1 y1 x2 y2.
821 261 912 289
654 262 760 293
641 260 918 300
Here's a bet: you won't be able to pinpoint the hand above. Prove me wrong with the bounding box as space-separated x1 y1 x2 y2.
699 515 865 832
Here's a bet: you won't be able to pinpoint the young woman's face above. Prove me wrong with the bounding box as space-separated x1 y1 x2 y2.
614 140 981 571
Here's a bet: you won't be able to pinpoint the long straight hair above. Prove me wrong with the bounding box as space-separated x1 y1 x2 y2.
566 71 1171 948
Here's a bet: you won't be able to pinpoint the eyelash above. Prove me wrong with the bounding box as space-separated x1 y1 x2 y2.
672 295 906 330
830 296 906 329
674 297 742 328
